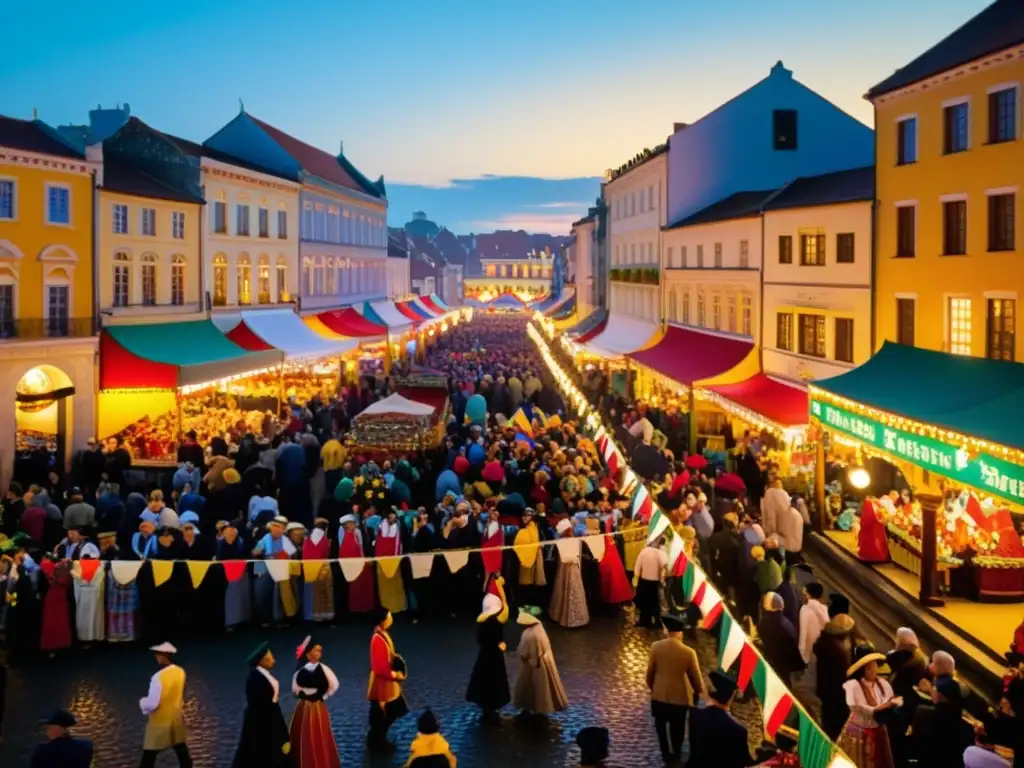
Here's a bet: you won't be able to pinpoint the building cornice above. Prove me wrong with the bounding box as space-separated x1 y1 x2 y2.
301 172 386 211
0 147 94 176
869 44 1024 106
604 148 668 189
202 159 301 194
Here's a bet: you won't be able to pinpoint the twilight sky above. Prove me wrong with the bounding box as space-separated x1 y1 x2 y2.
2 0 989 233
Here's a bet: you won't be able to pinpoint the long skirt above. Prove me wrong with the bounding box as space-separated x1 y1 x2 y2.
74 573 105 642
304 564 334 622
289 699 341 768
837 719 895 768
106 580 138 642
40 584 72 652
224 576 252 628
549 560 590 628
598 535 634 605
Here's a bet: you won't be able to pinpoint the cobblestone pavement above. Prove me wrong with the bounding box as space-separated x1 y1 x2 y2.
2 607 769 767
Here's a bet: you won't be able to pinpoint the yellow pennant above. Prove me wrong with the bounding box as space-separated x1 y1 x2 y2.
377 556 403 579
186 561 212 589
150 560 175 588
302 560 326 583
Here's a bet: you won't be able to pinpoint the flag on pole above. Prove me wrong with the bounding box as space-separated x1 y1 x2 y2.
752 659 794 737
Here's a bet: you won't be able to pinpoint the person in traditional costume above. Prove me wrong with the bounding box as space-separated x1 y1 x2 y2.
100 530 138 642
139 642 192 768
132 512 160 559
857 499 890 564
302 518 334 623
38 558 73 655
2 539 41 660
231 641 291 768
513 507 547 613
339 513 376 613
376 508 407 613
179 514 221 637
70 538 104 644
480 504 505 585
30 709 94 768
290 635 341 768
836 646 899 768
632 538 667 629
367 607 410 750
687 670 754 768
646 613 705 763
513 610 568 718
550 518 590 628
253 516 299 627
404 709 457 768
466 574 511 722
443 502 482 616
54 526 95 561
215 522 253 631
409 508 439 620
597 509 633 607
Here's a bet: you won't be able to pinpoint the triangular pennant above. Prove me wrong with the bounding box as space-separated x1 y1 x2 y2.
798 709 836 768
688 565 707 603
186 561 213 589
264 560 292 583
583 534 606 562
409 554 434 580
719 612 745 671
697 583 723 628
377 556 404 579
666 530 687 576
302 560 327 583
606 450 620 477
221 561 248 582
737 643 758 691
150 560 175 588
443 550 470 574
554 538 581 560
77 559 101 584
700 599 724 630
647 507 670 543
111 560 143 585
680 558 695 601
289 561 302 577
632 484 653 523
340 558 367 583
753 659 794 737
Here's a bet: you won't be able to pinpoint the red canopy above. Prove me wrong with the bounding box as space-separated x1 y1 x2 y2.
224 321 276 351
315 308 387 337
628 325 753 386
398 386 448 413
419 295 445 315
575 315 608 344
706 374 808 427
395 301 426 325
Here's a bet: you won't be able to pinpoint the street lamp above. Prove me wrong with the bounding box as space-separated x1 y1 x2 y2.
847 466 871 490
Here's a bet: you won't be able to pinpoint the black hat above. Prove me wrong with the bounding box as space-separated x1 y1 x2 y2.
934 674 964 704
369 607 391 628
828 592 850 618
661 614 685 633
576 726 610 762
246 641 271 668
708 670 739 703
417 708 440 735
70 486 83 496
40 709 76 728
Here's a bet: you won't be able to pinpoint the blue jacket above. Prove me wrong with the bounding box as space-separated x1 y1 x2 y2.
31 736 94 768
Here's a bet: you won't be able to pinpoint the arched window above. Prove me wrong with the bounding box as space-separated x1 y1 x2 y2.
113 250 131 307
237 254 252 305
258 254 271 304
326 258 336 294
302 257 313 296
682 291 690 324
697 290 706 327
140 252 158 306
213 253 228 306
276 256 288 302
313 256 325 295
668 289 678 321
171 255 185 306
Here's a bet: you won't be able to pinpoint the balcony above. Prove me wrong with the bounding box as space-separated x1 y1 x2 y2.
0 317 97 341
609 267 659 286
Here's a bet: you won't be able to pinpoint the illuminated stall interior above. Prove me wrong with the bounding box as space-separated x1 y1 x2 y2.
15 365 75 471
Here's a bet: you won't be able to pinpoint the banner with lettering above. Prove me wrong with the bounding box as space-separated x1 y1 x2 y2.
810 398 1024 504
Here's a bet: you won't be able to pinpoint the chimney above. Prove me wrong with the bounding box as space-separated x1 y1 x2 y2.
339 140 344 155
673 122 689 133
771 60 792 79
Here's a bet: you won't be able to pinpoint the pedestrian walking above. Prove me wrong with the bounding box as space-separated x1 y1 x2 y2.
632 540 667 629
230 641 291 768
138 642 192 768
513 610 569 717
30 709 94 768
367 608 409 750
645 613 705 764
688 671 755 768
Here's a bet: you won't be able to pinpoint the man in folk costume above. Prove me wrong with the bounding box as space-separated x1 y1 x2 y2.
340 513 376 613
367 607 409 751
687 670 755 768
138 642 192 768
231 641 291 768
513 609 568 718
302 518 334 623
253 516 299 626
375 507 407 613
466 574 511 722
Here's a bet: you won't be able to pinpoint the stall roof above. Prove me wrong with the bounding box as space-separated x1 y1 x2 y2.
213 310 358 361
396 299 434 322
565 307 608 338
309 307 387 338
355 393 437 419
100 320 283 390
419 295 445 315
551 294 577 321
581 314 660 358
490 293 527 309
366 300 413 332
628 325 754 387
428 293 450 311
706 374 809 428
543 289 576 317
411 297 441 318
813 341 1024 449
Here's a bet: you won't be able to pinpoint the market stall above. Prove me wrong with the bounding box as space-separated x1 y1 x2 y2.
348 392 446 453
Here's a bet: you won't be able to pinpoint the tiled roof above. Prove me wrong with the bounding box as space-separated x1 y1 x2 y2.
432 228 467 265
248 115 380 197
0 115 84 159
867 0 1024 99
764 167 874 211
163 132 299 182
388 229 409 259
101 157 204 204
667 190 777 229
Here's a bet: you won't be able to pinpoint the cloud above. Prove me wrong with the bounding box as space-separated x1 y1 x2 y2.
535 201 591 209
463 212 583 234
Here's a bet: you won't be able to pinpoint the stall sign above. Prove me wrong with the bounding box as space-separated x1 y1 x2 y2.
810 398 1024 504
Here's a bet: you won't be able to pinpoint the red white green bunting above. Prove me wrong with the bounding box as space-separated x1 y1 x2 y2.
646 507 670 543
718 612 745 671
752 659 794 738
631 482 653 523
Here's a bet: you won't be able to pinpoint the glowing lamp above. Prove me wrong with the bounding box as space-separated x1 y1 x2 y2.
848 467 871 490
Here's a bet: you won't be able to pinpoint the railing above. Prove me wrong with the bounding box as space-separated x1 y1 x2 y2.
609 267 659 285
0 316 97 340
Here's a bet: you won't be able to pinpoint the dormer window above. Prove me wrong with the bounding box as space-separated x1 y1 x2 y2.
773 109 798 150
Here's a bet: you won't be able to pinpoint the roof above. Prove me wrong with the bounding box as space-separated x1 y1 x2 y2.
628 325 754 386
707 374 808 428
581 314 660 358
432 228 468 265
764 167 875 211
101 156 204 204
867 0 1024 99
0 115 84 159
607 142 669 182
387 230 409 259
306 307 386 339
212 309 357 361
163 132 298 182
248 115 381 197
667 190 777 229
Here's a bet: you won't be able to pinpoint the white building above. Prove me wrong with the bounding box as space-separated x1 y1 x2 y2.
571 214 596 316
762 167 874 382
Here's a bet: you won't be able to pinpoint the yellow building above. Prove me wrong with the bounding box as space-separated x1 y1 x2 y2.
0 115 98 488
870 0 1024 360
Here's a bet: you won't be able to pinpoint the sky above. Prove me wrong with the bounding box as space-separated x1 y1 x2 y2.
2 0 991 234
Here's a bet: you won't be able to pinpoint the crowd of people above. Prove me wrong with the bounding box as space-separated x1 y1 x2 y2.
0 313 1021 768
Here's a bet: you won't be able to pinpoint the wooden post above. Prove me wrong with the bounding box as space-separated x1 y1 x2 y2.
814 432 826 533
916 492 944 607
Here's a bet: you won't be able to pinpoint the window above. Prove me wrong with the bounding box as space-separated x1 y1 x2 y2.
277 209 288 239
948 297 972 356
213 201 227 233
773 109 798 150
988 193 1015 251
987 298 1016 361
680 246 687 267
113 204 129 234
46 285 69 336
682 291 690 324
836 233 855 263
141 207 156 236
696 245 704 268
712 294 722 330
237 256 252 304
0 284 14 337
666 247 674 268
277 259 288 301
741 295 752 336
834 318 854 363
798 313 826 358
713 242 722 267
897 206 916 257
800 233 826 265
314 257 326 295
213 254 227 306
0 180 14 219
897 118 917 165
172 211 185 239
727 295 736 332
631 193 636 216
315 207 327 241
778 235 793 264
630 244 636 262
113 251 130 307
989 87 1017 144
896 298 915 346
46 185 70 225
943 199 967 255
943 102 970 154
140 253 157 306
171 255 185 306
328 208 339 243
697 291 706 326
326 259 337 294
739 240 749 268
236 204 250 237
258 207 269 238
776 313 793 351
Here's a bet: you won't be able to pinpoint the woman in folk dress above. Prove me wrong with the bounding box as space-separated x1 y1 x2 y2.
837 647 900 768
549 519 590 629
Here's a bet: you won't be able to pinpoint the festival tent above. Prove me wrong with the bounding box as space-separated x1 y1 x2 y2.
213 309 359 361
354 393 438 420
411 296 444 318
704 374 809 429
579 314 660 359
363 300 412 333
542 288 576 317
565 307 608 340
395 298 435 323
490 293 527 310
428 293 450 311
627 324 756 387
304 307 387 341
99 320 283 390
419 294 446 315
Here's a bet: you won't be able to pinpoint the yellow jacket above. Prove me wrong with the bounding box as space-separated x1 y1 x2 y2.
405 732 457 767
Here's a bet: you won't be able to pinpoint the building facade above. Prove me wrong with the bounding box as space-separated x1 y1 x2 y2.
465 256 553 301
606 145 668 323
571 214 596 316
869 0 1024 361
0 115 98 487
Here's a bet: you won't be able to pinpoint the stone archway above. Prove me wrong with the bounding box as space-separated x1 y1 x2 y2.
12 364 75 487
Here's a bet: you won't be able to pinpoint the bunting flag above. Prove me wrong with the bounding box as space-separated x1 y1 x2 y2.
799 709 837 768
511 408 534 438
686 561 707 603
150 560 175 588
303 560 327 583
697 582 724 629
737 642 759 691
582 534 606 562
186 561 213 589
377 557 403 579
221 561 248 582
265 560 292 583
443 550 470 573
631 483 653 523
409 554 435 580
74 559 102 584
718 612 746 671
110 560 143 585
752 659 794 738
647 507 671 543
340 559 367 583
666 529 687 576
